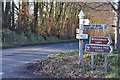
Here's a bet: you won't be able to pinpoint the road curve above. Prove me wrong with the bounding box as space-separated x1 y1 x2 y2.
1 41 79 78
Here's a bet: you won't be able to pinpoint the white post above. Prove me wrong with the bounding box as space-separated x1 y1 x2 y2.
78 10 85 64
115 26 117 49
91 52 94 70
104 55 108 73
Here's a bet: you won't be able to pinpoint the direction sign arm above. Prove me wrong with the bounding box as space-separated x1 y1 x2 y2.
110 46 113 53
108 37 112 45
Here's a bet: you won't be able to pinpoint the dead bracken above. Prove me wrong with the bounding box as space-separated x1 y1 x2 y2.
24 51 119 78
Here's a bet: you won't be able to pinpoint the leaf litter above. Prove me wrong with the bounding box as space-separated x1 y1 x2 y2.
24 51 119 78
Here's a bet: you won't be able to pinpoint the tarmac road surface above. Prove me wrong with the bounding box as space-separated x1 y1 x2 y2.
1 41 80 78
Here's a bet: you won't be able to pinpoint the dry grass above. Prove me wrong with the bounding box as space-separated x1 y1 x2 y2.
24 51 119 78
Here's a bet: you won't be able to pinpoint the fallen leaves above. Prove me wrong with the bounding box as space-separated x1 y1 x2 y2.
24 51 119 78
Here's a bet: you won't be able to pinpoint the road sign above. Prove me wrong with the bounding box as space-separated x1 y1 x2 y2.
76 34 88 39
80 24 107 30
85 44 113 53
90 36 112 45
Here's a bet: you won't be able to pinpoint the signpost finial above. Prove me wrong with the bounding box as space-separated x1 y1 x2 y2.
78 10 85 17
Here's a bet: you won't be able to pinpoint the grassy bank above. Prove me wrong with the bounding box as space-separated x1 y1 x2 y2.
1 28 76 48
24 51 119 78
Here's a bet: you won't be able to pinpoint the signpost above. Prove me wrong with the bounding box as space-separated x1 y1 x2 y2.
76 10 113 72
81 24 107 30
91 52 94 70
76 34 88 39
85 36 113 72
85 44 113 53
90 36 112 45
104 55 108 73
78 10 85 64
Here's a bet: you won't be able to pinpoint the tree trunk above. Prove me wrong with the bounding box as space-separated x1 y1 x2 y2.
9 2 15 31
115 1 120 50
3 2 11 28
2 2 4 28
17 0 29 34
33 2 38 33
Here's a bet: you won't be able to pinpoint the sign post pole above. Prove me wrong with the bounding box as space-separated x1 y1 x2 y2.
104 55 108 73
78 10 85 64
91 52 94 70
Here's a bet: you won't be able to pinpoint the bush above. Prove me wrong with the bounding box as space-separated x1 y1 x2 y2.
2 28 28 45
2 28 75 47
37 34 45 42
24 32 38 43
42 35 59 42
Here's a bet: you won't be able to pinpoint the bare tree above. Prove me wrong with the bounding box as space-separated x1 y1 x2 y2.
2 2 11 28
107 0 120 50
33 1 38 33
10 1 15 31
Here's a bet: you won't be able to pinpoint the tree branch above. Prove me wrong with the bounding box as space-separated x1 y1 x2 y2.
14 3 19 10
106 0 117 12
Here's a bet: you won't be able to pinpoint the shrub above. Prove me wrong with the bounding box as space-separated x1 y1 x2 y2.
37 34 45 42
2 28 28 45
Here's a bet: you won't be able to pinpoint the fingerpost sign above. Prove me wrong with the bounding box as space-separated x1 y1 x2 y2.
81 24 107 30
85 44 113 53
90 36 112 45
76 10 113 72
85 36 113 72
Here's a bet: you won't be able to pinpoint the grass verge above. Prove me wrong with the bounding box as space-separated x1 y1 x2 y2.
24 51 119 78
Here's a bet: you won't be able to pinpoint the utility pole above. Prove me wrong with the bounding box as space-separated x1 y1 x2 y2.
107 0 120 51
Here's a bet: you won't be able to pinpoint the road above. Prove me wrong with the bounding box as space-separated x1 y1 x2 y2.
1 41 80 78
